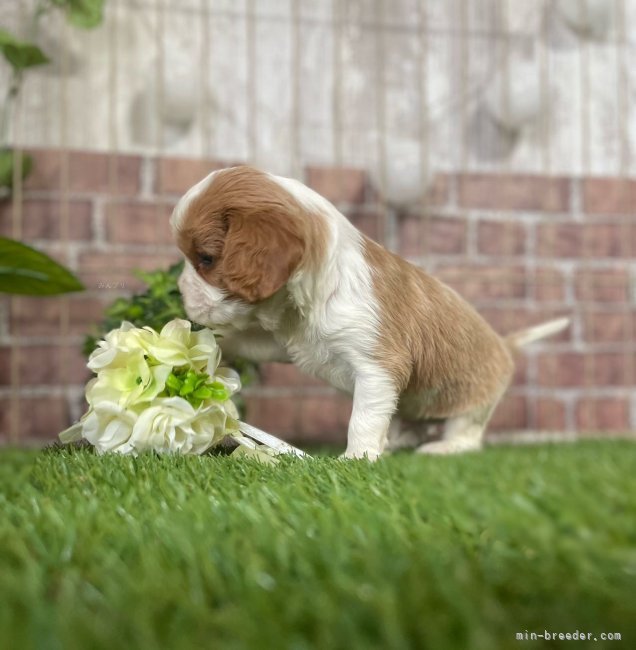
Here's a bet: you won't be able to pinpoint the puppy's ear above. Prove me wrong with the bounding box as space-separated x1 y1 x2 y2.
221 211 305 303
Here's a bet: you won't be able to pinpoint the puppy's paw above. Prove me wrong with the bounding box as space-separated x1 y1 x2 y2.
416 439 481 455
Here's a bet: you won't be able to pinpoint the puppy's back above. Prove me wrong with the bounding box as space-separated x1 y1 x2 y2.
363 238 514 419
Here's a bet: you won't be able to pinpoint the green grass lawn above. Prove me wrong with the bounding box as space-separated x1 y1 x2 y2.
1 441 635 650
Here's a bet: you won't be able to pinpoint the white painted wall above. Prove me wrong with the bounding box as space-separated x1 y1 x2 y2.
2 0 634 202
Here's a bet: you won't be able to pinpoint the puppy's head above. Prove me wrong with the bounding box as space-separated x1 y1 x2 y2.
172 166 309 328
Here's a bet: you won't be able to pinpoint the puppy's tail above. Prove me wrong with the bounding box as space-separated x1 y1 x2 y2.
506 317 570 350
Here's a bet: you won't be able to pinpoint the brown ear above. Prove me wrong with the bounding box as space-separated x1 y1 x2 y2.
221 211 305 303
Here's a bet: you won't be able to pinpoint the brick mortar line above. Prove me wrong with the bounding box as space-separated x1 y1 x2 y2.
510 387 636 399
242 386 343 398
71 242 179 256
19 189 178 204
570 177 583 219
409 254 635 272
140 156 155 198
0 386 84 399
0 336 86 346
430 205 636 222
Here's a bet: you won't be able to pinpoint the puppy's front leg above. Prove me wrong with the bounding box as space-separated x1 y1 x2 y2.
344 371 398 461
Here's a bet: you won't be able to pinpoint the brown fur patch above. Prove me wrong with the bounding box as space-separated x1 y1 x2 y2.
363 238 514 419
176 166 327 303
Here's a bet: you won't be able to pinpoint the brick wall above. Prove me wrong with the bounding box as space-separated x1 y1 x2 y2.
1 149 634 446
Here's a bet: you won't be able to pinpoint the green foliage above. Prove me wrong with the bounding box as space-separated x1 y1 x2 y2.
163 368 230 408
0 149 33 188
1 441 635 649
50 0 106 29
0 236 84 295
0 29 49 69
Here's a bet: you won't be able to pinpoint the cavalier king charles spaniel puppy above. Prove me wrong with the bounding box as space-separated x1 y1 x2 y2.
172 165 568 459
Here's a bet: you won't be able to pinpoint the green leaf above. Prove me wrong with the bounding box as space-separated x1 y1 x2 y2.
0 237 84 295
0 150 33 188
192 386 212 400
208 383 230 402
0 29 49 69
165 373 182 392
51 0 105 29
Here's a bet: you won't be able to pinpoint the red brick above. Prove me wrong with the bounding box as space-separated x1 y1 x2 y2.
575 397 630 431
297 395 351 442
24 149 141 195
477 219 526 256
536 398 567 430
259 363 327 388
537 353 586 387
243 396 298 437
458 174 570 212
594 353 634 386
510 356 527 387
243 393 352 445
0 396 70 441
575 269 629 302
534 268 566 302
399 214 467 257
436 265 527 302
305 166 367 204
424 174 451 207
582 310 636 343
10 295 111 336
537 352 633 387
78 252 181 291
0 345 89 386
347 210 382 242
582 178 636 215
104 201 175 245
156 157 230 195
0 199 92 240
537 222 635 258
489 394 528 431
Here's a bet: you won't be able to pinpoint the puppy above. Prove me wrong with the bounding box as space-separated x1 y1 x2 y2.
171 165 569 459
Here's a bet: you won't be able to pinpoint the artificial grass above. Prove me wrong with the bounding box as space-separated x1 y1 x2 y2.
1 441 635 650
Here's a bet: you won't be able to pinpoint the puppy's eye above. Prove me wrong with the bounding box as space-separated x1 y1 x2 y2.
197 254 215 269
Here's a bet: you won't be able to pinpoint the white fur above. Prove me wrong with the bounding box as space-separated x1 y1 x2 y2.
173 170 398 459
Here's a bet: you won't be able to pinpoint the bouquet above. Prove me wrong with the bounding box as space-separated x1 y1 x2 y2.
60 319 305 459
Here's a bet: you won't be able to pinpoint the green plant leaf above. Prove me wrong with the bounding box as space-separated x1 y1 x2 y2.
0 29 49 69
0 237 84 295
51 0 105 29
208 383 230 402
165 373 182 392
0 150 33 189
192 386 212 400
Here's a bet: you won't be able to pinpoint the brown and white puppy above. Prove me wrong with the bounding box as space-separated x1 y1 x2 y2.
171 165 568 459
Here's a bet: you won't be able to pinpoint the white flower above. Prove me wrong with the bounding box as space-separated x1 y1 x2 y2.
60 401 139 455
86 349 171 407
87 321 157 371
128 396 231 455
60 319 242 456
147 319 221 374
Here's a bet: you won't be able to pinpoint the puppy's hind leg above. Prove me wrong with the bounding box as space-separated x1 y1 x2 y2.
416 404 495 455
